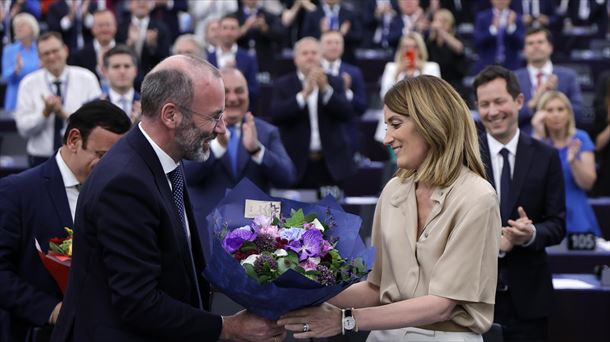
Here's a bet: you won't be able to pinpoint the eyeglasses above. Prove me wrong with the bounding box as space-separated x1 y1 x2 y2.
176 104 224 129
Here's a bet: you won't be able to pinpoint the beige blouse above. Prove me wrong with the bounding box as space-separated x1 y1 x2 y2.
368 166 501 334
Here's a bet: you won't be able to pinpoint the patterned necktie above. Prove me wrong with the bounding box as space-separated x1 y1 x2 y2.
167 166 203 309
53 81 63 150
227 125 239 176
499 148 512 223
535 71 544 92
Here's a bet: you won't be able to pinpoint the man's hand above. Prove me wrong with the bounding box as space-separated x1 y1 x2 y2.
310 67 328 90
131 100 142 124
221 310 286 342
341 72 352 91
145 28 158 49
127 23 140 47
339 20 351 35
503 207 535 246
42 95 64 118
50 302 62 325
242 112 260 153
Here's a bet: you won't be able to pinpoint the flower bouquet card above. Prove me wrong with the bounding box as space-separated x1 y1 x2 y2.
201 179 375 319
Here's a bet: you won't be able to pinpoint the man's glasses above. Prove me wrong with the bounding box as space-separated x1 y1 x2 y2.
176 104 224 129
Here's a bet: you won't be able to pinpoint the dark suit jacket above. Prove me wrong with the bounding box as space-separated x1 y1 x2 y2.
515 66 583 132
0 157 71 341
69 42 98 79
339 62 368 117
301 6 362 63
511 0 561 30
116 16 171 90
473 9 525 73
150 0 188 41
50 128 222 342
270 72 355 183
480 132 566 319
184 117 296 226
46 0 97 52
233 7 283 73
207 48 260 111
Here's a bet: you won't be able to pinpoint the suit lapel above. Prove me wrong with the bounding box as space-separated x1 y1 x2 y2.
508 133 534 217
127 129 195 279
479 135 496 188
42 158 73 228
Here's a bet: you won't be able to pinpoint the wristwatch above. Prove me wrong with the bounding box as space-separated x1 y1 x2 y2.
342 308 357 335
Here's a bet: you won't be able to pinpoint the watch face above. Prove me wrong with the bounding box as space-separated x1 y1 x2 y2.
343 316 356 330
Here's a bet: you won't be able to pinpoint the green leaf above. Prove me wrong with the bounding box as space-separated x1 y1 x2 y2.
243 263 258 279
304 213 317 223
285 209 305 227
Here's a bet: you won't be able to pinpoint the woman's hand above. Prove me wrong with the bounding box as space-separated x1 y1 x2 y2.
278 302 343 339
567 138 582 164
531 109 546 139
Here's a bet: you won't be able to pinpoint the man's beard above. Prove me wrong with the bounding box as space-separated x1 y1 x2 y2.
176 117 214 162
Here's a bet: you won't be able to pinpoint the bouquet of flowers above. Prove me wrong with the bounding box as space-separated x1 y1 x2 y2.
35 227 73 294
222 209 368 286
201 179 375 320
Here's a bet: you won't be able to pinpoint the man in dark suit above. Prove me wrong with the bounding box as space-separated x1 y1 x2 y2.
320 30 367 159
473 0 525 73
0 101 131 342
46 0 97 52
301 0 362 64
101 45 141 122
207 14 260 111
271 37 355 193
70 9 117 82
386 0 427 51
514 27 583 133
50 55 284 342
184 67 296 226
473 65 566 342
116 0 171 90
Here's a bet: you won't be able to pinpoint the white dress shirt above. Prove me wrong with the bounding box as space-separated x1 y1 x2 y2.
215 43 238 69
55 150 80 221
322 58 353 101
15 66 102 157
108 87 135 117
526 60 553 95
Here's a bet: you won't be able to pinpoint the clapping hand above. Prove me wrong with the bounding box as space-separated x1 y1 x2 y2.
502 207 535 246
221 310 286 342
567 138 582 164
242 112 260 153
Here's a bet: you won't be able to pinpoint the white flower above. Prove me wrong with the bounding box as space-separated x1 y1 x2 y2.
240 254 260 266
312 218 325 231
273 249 288 257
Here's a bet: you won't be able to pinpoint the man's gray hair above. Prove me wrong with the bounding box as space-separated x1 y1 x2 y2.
140 55 220 118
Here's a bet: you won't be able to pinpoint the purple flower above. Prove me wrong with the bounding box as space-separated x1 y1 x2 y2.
320 240 333 257
223 225 257 253
279 228 305 241
286 229 323 261
299 257 320 271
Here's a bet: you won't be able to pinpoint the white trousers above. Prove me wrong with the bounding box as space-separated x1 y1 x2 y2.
367 327 483 341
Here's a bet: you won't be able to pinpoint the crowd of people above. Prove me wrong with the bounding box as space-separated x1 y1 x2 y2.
0 0 609 341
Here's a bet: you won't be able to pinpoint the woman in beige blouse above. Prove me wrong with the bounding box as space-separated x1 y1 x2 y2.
279 76 500 341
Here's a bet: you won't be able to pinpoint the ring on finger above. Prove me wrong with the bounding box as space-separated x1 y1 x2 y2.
303 323 310 332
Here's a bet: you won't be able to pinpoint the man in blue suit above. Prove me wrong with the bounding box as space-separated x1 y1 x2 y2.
514 27 583 133
207 14 260 112
0 101 131 342
184 67 296 227
46 0 98 52
474 65 566 342
271 37 355 193
473 0 525 73
101 45 141 122
50 55 284 342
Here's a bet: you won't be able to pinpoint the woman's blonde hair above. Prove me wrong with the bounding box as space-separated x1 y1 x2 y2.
430 9 456 39
394 31 428 65
12 12 40 39
537 90 576 140
384 75 485 186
